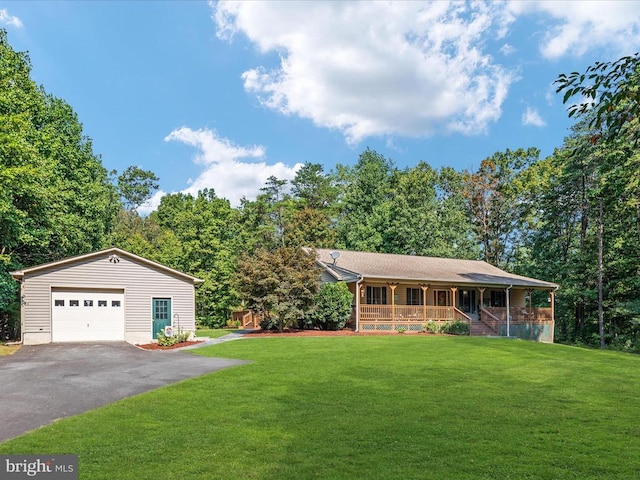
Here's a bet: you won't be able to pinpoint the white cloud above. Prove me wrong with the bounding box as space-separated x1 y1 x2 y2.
500 43 516 56
507 1 640 59
214 1 516 144
0 8 23 28
522 106 546 127
157 127 302 208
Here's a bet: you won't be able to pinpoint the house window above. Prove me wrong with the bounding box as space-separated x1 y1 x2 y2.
98 300 107 307
84 300 93 307
70 300 79 307
434 290 451 306
112 300 121 307
366 286 387 305
491 291 506 307
54 299 64 307
406 288 423 305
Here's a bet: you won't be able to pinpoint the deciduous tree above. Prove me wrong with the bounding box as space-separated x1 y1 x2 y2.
237 247 320 332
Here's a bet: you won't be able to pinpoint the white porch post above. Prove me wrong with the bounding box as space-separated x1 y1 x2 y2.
505 285 513 337
355 278 363 332
550 289 556 342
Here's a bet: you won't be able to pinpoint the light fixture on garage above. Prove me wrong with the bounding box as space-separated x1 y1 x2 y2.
109 254 120 263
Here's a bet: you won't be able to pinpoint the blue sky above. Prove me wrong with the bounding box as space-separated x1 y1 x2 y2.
2 1 639 211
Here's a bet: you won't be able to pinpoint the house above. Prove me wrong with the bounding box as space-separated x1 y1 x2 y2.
10 247 202 345
309 248 558 342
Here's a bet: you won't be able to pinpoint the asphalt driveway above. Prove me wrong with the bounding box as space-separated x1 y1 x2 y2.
0 342 247 443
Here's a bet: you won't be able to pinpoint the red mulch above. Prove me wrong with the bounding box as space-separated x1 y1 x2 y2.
243 329 422 337
136 340 204 350
137 329 428 348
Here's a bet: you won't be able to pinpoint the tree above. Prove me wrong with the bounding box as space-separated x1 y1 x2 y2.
152 189 241 327
554 55 640 349
117 166 159 211
286 163 338 248
555 53 640 145
236 247 320 332
291 162 337 209
335 149 395 252
463 148 540 269
284 207 336 249
381 162 476 258
0 29 117 324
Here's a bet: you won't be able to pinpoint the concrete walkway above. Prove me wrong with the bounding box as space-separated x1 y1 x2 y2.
184 331 250 349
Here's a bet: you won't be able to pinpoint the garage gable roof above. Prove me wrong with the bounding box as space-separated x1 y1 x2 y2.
308 248 557 289
10 247 203 284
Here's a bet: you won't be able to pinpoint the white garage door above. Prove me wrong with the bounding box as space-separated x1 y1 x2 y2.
52 290 125 342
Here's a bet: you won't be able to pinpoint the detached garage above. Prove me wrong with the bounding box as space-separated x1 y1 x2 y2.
10 248 203 345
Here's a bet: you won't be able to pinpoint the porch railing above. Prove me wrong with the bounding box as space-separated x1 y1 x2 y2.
360 305 462 321
231 310 263 329
483 307 553 324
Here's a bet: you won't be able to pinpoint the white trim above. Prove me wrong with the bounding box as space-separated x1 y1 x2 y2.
10 247 202 284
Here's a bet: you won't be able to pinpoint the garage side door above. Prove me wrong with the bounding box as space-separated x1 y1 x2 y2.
52 290 125 342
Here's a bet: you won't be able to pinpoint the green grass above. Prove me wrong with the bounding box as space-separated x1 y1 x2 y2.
2 337 640 479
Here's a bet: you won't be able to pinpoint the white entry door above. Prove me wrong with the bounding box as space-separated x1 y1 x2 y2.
52 290 125 342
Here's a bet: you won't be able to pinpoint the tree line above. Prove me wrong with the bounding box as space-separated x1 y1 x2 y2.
1 29 639 350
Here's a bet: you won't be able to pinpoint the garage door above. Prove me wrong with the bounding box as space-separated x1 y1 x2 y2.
52 290 125 342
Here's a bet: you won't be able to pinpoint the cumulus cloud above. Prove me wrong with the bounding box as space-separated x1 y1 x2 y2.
155 127 302 209
214 1 516 144
0 8 23 28
522 106 546 127
507 1 640 59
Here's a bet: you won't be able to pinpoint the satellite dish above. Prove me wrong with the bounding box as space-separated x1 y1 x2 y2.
330 251 340 264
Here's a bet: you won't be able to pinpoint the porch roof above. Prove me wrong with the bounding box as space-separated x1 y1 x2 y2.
309 248 558 289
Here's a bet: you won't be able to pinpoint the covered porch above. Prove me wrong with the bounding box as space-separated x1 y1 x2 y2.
352 282 555 342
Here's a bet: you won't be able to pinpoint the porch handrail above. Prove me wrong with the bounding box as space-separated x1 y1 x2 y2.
453 307 472 324
480 308 500 332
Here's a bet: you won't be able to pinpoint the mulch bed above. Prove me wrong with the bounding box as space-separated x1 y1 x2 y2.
136 340 205 350
137 329 428 348
243 329 422 337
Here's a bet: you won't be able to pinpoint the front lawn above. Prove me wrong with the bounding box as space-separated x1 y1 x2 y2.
1 337 639 479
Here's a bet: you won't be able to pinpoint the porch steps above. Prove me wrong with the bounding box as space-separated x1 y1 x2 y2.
470 321 497 336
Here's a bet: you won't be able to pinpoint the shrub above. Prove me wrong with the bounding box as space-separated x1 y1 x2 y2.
259 316 280 331
396 326 407 334
308 282 353 330
422 320 441 334
197 315 226 329
441 321 470 336
156 329 191 347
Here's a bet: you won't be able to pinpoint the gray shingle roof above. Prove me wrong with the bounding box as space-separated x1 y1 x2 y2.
309 248 557 289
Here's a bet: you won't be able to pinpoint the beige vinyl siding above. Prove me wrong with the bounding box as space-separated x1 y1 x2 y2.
22 255 196 335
